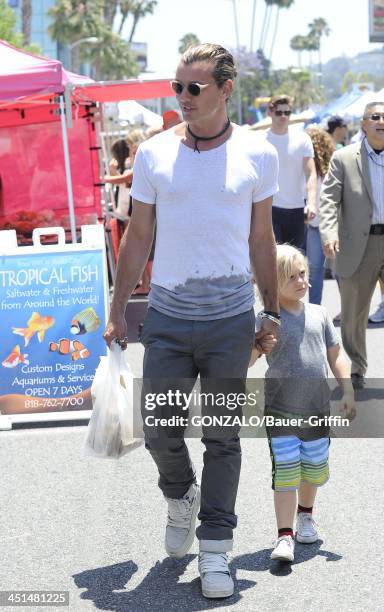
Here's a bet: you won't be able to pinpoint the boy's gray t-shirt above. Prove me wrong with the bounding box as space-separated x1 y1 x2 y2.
264 303 340 431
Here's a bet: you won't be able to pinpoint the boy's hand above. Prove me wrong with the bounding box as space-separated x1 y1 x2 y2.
339 392 356 421
255 333 277 355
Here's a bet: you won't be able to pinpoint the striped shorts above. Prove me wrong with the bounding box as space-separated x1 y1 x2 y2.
268 435 330 491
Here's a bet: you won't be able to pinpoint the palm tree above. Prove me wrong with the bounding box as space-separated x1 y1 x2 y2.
258 0 273 51
250 0 257 52
269 0 295 62
103 0 119 27
178 33 200 55
22 0 31 46
259 0 295 56
126 0 158 43
304 32 320 68
308 17 330 75
290 34 306 67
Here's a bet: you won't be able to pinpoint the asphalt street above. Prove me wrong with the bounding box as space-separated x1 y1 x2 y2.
1 279 384 612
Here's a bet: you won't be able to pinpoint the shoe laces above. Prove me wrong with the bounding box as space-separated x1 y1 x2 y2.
273 535 293 547
167 491 195 529
298 512 316 529
199 552 229 575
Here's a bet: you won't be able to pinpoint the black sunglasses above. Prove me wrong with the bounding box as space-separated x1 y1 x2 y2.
171 80 211 96
364 113 384 121
274 110 292 116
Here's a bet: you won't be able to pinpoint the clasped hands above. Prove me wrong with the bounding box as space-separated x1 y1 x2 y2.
254 329 277 355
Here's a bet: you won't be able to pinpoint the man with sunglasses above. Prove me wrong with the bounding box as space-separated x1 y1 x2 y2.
104 43 279 599
266 95 317 249
319 101 384 390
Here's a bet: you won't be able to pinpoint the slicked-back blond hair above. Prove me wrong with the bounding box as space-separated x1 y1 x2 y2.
276 244 308 292
180 43 237 87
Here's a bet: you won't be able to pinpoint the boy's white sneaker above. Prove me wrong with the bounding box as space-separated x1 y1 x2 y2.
164 482 200 558
296 512 318 543
198 552 234 598
270 535 295 562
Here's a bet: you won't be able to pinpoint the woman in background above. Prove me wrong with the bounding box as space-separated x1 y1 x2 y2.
305 127 335 305
107 138 132 219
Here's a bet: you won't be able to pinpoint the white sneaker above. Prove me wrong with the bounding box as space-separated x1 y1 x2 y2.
198 552 234 598
296 512 318 543
270 535 295 562
369 300 384 323
165 482 200 558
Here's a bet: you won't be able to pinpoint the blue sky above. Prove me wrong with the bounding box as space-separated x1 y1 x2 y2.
127 0 381 75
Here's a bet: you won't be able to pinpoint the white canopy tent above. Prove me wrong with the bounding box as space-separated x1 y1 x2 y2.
249 109 315 130
341 89 384 120
109 99 163 127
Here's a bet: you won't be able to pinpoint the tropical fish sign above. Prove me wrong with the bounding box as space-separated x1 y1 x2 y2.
0 245 108 418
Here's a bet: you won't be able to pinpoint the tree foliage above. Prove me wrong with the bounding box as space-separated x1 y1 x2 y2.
0 0 23 47
81 27 139 79
269 68 324 109
290 17 330 70
48 0 157 79
260 0 295 56
178 33 200 55
0 0 40 53
227 43 323 122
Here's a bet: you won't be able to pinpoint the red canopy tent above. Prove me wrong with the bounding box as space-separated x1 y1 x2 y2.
0 40 174 243
0 39 90 103
0 40 98 242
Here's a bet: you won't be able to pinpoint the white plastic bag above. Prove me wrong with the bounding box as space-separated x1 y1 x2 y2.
84 343 142 458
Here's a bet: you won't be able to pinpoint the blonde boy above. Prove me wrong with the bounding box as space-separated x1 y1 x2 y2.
254 244 355 562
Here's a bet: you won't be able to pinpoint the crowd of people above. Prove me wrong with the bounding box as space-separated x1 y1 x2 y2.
262 92 384 391
101 43 382 600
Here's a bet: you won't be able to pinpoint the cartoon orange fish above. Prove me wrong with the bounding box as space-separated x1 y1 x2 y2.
49 338 90 361
13 312 55 346
2 345 29 368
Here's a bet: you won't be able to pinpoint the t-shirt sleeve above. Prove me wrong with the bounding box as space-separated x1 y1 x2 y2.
252 144 279 203
130 147 156 204
302 133 314 158
324 309 340 348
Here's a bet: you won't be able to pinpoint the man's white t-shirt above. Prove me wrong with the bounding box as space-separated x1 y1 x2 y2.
131 127 279 320
266 128 314 210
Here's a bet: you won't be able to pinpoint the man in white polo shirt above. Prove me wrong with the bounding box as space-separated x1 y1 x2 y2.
104 43 279 599
266 94 317 249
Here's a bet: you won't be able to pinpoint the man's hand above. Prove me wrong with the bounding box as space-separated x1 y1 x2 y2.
255 332 277 355
255 319 279 354
323 239 339 259
103 313 128 350
339 392 356 421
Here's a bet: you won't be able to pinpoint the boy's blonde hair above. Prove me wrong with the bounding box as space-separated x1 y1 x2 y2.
276 244 308 292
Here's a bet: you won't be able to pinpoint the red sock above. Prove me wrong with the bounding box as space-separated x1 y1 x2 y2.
298 504 313 514
278 527 293 538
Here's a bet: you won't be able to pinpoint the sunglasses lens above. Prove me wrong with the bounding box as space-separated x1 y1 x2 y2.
188 83 201 96
371 114 381 121
172 81 183 95
275 111 282 116
284 111 291 116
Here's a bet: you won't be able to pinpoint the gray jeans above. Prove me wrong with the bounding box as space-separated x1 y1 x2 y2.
140 307 255 542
